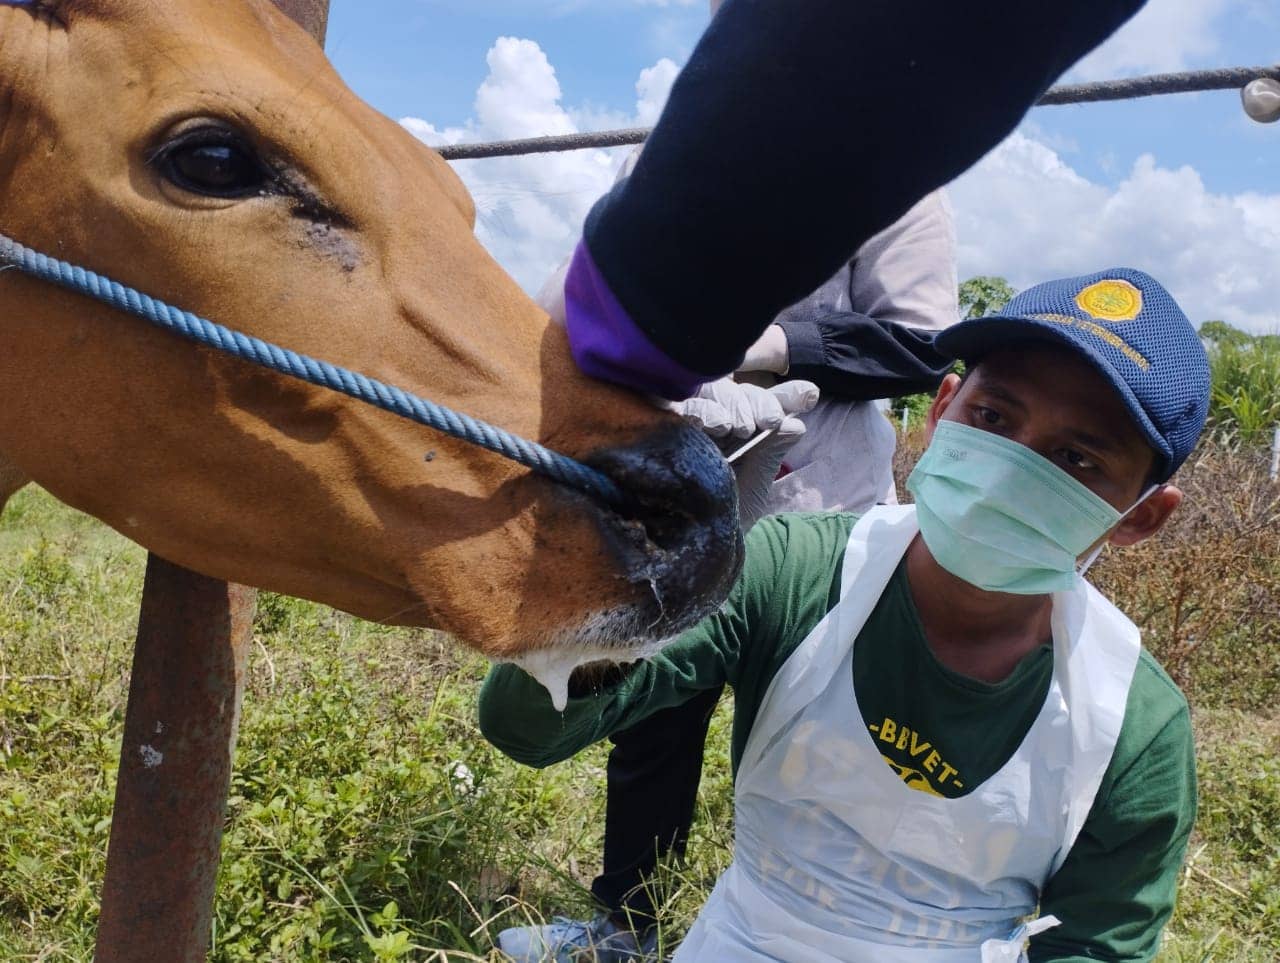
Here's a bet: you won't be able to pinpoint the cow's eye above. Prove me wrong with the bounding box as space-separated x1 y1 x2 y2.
156 127 269 199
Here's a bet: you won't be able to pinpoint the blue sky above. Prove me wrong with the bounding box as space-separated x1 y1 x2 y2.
326 2 707 128
324 1 1280 330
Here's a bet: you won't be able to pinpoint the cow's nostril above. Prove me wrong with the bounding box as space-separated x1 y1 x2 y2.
588 424 743 634
592 425 737 540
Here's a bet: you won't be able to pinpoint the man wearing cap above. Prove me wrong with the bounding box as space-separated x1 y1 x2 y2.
481 268 1205 962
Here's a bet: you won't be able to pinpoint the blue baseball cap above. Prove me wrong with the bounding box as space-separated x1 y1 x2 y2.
935 268 1210 482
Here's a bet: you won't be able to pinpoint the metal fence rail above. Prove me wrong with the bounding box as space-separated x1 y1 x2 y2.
436 64 1280 161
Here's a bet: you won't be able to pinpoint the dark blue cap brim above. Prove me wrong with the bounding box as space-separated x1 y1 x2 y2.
935 316 1175 481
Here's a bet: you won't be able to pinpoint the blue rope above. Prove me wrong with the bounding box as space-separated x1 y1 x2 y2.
0 233 624 506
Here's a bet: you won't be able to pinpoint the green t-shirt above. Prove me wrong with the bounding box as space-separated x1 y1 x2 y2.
479 513 1197 963
856 557 1055 799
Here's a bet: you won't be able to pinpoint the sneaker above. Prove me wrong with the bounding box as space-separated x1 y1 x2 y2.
495 914 661 963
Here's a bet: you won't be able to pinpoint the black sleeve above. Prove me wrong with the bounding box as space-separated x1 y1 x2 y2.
582 0 1146 377
777 312 953 401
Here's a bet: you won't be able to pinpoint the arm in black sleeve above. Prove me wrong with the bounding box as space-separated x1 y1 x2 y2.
579 0 1146 381
777 311 953 401
738 191 958 399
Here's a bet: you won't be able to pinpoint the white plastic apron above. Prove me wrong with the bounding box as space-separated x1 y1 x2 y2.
674 506 1140 962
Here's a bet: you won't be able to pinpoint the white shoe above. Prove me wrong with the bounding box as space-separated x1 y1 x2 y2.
495 914 661 963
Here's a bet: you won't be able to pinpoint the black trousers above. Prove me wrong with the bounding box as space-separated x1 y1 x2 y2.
590 685 725 927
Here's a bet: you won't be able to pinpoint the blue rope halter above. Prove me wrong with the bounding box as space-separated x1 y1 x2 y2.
0 232 624 506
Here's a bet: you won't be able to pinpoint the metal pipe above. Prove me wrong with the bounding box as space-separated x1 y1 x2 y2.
435 65 1280 162
95 6 327 961
1036 65 1280 105
95 559 257 962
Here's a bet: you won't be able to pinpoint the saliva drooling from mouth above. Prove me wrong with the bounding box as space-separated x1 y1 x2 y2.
509 636 673 712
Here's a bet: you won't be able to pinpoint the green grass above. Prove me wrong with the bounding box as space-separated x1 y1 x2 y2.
1 485 1277 961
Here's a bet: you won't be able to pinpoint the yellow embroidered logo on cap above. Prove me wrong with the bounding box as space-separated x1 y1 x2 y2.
1076 279 1143 322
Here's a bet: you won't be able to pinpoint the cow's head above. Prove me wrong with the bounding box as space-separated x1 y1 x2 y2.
0 0 742 673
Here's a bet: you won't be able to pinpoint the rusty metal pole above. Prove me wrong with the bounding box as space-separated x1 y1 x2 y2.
95 5 330 962
95 561 257 962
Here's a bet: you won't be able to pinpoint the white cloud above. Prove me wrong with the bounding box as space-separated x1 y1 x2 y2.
401 37 678 294
949 130 1280 332
1071 0 1240 80
635 58 681 125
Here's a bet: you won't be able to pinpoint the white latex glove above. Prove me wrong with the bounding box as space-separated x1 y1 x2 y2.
673 376 794 440
731 381 819 530
737 324 791 375
536 254 571 326
670 378 819 530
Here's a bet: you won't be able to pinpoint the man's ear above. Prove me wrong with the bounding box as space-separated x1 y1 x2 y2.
924 373 963 443
1109 485 1182 547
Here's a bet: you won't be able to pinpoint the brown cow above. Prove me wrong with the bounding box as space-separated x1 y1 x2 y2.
0 0 741 675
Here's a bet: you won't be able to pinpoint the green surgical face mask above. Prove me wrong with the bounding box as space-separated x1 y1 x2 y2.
906 421 1130 595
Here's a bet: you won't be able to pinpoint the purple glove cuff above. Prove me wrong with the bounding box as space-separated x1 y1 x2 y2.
563 241 707 402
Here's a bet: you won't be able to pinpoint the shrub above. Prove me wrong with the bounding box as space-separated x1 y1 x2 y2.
1089 446 1280 709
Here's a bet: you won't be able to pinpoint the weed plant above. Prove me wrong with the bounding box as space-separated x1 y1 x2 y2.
1203 331 1280 446
1 454 1277 960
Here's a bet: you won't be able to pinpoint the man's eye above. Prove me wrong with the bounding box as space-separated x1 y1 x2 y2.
1062 449 1098 471
975 406 1002 426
